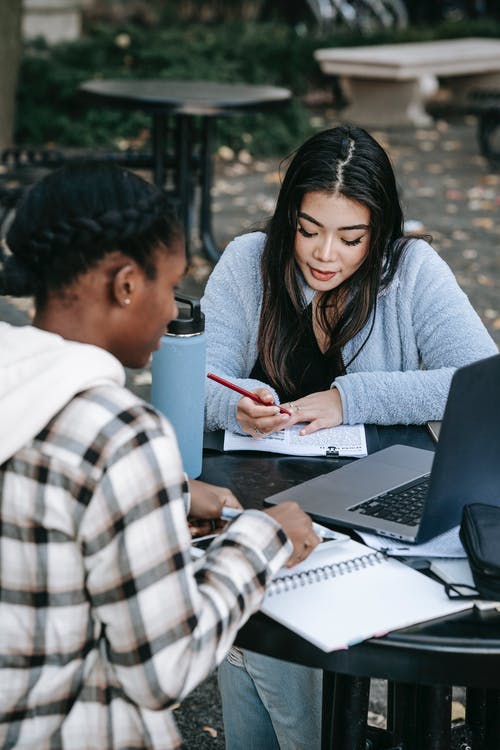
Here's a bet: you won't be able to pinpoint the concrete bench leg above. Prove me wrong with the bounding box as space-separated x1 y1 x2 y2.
440 72 500 109
338 76 436 128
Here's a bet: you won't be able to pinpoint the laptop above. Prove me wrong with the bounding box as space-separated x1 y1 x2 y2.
265 354 500 544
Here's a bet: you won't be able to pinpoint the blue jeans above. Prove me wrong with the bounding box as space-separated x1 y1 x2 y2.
218 647 322 750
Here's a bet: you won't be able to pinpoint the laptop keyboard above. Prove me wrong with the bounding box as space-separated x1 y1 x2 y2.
349 476 431 527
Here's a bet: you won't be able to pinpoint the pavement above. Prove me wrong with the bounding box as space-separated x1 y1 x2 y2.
1 111 499 747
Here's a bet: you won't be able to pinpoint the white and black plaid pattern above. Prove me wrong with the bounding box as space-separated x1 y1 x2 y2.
0 385 290 749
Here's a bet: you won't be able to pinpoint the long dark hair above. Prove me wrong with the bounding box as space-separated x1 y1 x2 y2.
259 125 410 396
1 162 182 308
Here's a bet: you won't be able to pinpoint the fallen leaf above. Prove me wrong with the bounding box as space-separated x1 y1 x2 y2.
238 149 253 165
264 171 281 185
451 700 465 722
217 145 234 161
415 187 436 197
472 217 494 230
446 189 463 200
462 248 477 258
202 725 218 738
477 274 495 287
368 711 386 728
484 174 500 186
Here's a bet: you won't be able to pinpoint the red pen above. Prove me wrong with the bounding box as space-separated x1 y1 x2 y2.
207 372 291 416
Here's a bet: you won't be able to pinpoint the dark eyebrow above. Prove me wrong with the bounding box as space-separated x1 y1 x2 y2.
298 212 369 232
338 224 370 231
298 211 323 228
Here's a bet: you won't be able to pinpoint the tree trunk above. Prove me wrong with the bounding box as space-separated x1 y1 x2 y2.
0 0 23 151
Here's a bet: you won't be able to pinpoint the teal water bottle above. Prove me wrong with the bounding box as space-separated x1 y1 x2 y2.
151 295 206 478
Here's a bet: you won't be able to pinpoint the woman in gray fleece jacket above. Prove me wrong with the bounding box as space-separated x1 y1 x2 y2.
202 126 497 749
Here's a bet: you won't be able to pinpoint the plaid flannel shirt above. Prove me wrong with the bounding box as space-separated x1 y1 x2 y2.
0 385 290 749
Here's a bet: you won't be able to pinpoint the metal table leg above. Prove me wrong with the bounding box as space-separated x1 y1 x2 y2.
322 672 370 750
466 687 486 747
321 670 335 750
151 113 167 188
484 689 500 750
390 681 418 749
153 112 221 263
416 685 452 750
199 116 222 264
390 682 451 750
174 115 195 258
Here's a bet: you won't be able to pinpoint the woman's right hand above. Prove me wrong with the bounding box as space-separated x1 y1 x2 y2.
264 502 320 568
236 387 291 437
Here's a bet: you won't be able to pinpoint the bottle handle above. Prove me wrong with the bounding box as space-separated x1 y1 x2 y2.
175 294 202 323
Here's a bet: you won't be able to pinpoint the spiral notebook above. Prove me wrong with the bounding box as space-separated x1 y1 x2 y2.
261 538 472 652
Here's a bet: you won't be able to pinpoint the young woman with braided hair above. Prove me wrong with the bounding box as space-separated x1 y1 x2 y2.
0 162 319 750
202 126 497 748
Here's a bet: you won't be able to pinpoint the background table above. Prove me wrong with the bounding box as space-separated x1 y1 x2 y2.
201 426 500 750
79 79 292 263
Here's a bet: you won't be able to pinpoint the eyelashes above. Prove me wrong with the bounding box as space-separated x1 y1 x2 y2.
297 225 364 246
297 225 315 238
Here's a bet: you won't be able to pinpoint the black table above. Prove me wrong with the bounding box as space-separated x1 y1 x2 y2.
201 426 500 750
79 79 291 263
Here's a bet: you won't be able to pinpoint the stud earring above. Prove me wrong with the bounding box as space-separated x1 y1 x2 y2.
124 298 131 306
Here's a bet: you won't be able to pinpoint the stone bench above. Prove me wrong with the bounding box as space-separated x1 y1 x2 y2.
314 38 500 127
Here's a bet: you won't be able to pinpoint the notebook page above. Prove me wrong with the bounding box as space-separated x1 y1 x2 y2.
261 538 472 652
358 526 466 558
224 423 367 457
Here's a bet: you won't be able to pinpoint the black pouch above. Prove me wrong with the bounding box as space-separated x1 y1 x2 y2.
459 503 500 601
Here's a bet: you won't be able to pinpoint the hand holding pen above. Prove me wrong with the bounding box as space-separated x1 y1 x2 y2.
221 506 349 543
193 503 323 567
207 372 292 437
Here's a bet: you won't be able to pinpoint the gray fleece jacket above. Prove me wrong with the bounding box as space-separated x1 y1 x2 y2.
202 232 497 433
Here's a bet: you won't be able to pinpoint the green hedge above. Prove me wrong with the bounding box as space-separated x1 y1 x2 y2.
15 18 500 156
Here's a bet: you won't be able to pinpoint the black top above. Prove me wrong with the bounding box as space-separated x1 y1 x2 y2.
79 80 291 117
249 304 345 403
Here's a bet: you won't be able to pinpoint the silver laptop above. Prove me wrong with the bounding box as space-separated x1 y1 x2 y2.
265 354 500 543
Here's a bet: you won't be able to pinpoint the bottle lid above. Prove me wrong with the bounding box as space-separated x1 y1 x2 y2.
167 294 205 335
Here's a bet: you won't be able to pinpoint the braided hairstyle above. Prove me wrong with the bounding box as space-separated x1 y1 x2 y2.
1 161 182 308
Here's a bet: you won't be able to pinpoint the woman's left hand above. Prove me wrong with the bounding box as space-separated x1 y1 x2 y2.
286 388 344 435
188 479 242 537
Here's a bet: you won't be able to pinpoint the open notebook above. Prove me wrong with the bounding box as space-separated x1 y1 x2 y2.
261 538 472 652
223 423 367 457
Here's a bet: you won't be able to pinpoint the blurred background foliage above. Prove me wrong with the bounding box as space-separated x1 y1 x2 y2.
15 6 500 157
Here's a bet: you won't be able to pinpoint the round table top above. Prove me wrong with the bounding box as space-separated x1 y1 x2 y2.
202 425 500 687
79 79 292 116
236 605 500 687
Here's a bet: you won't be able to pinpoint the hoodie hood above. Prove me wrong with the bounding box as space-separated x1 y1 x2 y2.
0 323 125 465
